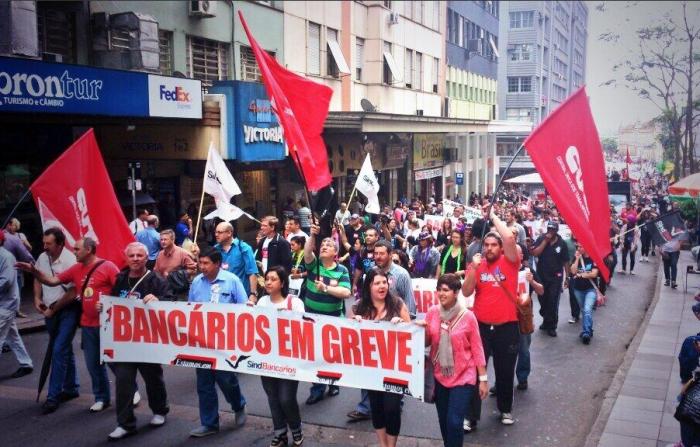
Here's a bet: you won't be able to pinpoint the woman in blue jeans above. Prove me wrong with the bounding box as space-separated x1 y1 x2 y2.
569 243 599 345
420 274 488 447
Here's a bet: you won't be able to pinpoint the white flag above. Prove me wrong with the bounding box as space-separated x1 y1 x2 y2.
203 143 241 203
355 154 380 214
204 200 245 221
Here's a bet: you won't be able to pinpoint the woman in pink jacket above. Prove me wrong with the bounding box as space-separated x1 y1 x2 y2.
424 273 488 447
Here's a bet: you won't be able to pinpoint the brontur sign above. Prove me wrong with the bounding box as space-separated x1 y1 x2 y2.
0 56 202 119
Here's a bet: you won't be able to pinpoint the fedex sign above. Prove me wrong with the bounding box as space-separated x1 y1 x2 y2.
148 75 202 119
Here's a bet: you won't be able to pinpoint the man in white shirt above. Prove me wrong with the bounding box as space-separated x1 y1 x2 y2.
285 217 309 243
33 228 79 414
128 209 149 235
334 202 351 227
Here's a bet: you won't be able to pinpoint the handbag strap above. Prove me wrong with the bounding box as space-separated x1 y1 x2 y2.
80 260 106 298
127 270 151 296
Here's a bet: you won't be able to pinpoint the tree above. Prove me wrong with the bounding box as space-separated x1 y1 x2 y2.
601 137 618 155
600 2 700 177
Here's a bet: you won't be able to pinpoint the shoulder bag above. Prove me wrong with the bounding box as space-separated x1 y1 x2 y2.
494 269 534 335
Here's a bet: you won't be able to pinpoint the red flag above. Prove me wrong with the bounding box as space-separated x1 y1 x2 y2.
524 87 611 281
30 129 134 267
625 147 633 164
239 12 332 192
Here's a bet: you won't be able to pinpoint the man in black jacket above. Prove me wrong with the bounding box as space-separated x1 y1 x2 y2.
104 242 173 440
256 216 292 274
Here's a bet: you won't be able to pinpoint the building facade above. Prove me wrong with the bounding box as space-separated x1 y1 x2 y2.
618 121 664 163
497 0 588 125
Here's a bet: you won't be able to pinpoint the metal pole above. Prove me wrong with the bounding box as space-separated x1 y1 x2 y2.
481 143 526 239
1 188 32 230
131 164 137 224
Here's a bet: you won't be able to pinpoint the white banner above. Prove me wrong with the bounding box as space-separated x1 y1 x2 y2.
100 297 425 398
412 278 473 315
463 206 483 224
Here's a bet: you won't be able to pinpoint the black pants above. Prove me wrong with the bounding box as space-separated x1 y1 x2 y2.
113 362 169 430
663 251 680 282
569 278 580 319
621 244 636 272
260 376 301 434
469 322 520 421
367 390 402 436
538 277 563 330
641 232 652 257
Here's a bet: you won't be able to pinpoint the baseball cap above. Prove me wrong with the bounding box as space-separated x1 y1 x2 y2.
350 213 360 219
546 221 559 232
418 231 432 241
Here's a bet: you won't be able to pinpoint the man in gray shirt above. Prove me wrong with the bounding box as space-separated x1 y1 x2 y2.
0 230 33 378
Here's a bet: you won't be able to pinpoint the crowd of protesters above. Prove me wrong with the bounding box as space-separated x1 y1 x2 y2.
0 159 690 446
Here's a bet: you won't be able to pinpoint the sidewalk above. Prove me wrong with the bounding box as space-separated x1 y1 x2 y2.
597 251 698 447
16 295 46 334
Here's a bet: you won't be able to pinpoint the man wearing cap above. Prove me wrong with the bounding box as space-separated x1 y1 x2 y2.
530 221 569 337
408 232 440 279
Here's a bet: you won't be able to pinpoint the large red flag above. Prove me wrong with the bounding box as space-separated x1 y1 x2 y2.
524 87 611 281
30 129 134 267
238 12 333 192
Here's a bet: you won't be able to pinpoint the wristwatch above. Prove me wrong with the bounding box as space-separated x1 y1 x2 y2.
479 374 489 382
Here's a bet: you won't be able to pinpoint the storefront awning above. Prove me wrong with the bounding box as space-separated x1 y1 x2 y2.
325 112 489 134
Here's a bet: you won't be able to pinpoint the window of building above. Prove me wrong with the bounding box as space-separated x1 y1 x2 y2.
414 0 423 24
462 18 470 48
506 108 532 121
433 1 440 31
555 2 570 30
553 57 568 78
509 11 534 29
508 43 532 61
307 22 321 75
240 45 275 82
415 51 423 90
573 71 583 88
326 28 349 78
543 46 550 64
187 36 229 87
158 30 173 75
432 57 439 93
37 5 77 63
554 30 569 50
573 49 583 66
383 41 399 84
355 37 364 81
508 76 531 93
404 49 413 88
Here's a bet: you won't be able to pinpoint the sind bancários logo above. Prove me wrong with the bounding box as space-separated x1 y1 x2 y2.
159 84 193 108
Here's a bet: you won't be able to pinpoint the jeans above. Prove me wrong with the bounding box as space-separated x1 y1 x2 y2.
663 251 680 282
309 382 339 398
195 369 246 429
516 333 531 384
641 232 652 257
356 389 370 415
81 326 109 404
45 307 80 402
538 277 563 330
470 322 519 420
568 280 580 319
0 308 32 368
367 390 402 436
435 381 475 447
260 376 301 435
621 245 636 272
573 288 596 337
113 362 169 430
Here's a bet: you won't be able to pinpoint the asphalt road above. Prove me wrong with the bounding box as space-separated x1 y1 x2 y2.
0 256 659 447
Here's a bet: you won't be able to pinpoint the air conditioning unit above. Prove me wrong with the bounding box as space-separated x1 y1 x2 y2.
388 12 399 25
189 0 217 18
467 39 481 52
416 109 424 116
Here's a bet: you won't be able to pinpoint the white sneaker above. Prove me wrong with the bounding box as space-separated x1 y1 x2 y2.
501 412 515 425
150 414 166 426
617 268 625 274
463 419 473 432
234 408 247 427
630 270 636 275
133 391 141 406
108 426 135 440
90 401 108 412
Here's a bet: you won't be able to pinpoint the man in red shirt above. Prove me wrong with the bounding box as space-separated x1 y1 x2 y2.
462 209 522 428
18 237 119 413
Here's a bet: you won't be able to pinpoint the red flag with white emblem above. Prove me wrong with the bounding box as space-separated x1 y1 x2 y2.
238 12 333 192
30 129 134 267
524 87 611 281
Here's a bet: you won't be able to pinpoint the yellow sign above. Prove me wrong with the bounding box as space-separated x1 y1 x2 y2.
413 134 444 170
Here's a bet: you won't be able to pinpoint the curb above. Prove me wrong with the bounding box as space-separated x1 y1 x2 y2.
583 259 663 447
18 319 46 335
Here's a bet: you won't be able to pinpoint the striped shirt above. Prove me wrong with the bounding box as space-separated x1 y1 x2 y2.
304 258 351 316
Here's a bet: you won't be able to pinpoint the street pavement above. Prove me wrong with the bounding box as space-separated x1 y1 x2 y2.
0 255 660 447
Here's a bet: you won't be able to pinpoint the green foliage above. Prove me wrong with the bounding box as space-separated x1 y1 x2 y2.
601 137 618 154
679 200 698 223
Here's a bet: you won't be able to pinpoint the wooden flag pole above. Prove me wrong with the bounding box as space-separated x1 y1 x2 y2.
192 187 206 245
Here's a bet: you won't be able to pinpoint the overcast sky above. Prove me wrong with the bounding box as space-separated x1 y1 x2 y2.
585 1 699 136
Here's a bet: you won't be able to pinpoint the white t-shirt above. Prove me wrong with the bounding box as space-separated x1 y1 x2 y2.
129 218 147 234
262 237 273 273
335 209 351 226
36 248 77 306
257 294 306 313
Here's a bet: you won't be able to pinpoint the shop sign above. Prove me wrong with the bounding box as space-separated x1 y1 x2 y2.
456 172 464 185
148 75 202 119
0 56 203 119
209 81 286 162
413 134 444 170
384 144 409 169
415 167 443 181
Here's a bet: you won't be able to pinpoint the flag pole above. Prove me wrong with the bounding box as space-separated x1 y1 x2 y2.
481 142 526 239
193 184 206 245
1 188 32 230
347 186 357 206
